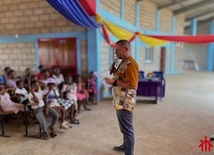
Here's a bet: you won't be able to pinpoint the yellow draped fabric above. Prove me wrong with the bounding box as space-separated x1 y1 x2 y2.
138 33 168 46
96 14 168 46
104 21 134 40
96 14 104 23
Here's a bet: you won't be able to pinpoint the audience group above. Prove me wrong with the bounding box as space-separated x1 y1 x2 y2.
0 65 98 140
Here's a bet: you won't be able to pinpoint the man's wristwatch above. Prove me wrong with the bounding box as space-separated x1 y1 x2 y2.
112 80 118 86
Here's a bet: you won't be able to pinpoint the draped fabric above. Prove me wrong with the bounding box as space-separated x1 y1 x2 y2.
101 25 115 47
98 14 167 47
101 24 137 47
147 35 214 44
139 34 168 46
98 14 214 46
46 0 100 28
104 20 134 41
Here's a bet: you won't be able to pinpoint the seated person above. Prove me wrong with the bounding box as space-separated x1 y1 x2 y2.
28 80 59 139
36 65 44 80
52 67 65 86
41 69 51 86
44 78 71 129
0 83 25 122
22 68 33 92
15 80 31 108
30 75 46 91
61 76 80 124
87 72 98 105
6 70 19 89
3 67 11 85
76 75 91 112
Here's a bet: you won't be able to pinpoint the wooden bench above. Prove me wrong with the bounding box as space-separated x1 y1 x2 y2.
0 110 15 137
0 105 41 139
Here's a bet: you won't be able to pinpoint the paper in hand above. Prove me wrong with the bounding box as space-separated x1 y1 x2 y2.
93 71 112 88
93 71 104 80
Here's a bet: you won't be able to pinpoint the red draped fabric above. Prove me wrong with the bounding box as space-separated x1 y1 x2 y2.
101 25 115 47
101 26 139 47
78 0 96 16
147 34 214 44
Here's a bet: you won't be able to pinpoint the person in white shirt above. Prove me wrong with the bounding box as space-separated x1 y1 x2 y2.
41 69 50 86
44 78 70 129
15 80 30 106
52 67 64 86
28 80 59 140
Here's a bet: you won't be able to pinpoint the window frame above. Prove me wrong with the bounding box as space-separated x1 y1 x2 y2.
144 46 154 63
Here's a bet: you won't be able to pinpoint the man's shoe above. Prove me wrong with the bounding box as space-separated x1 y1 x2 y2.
113 145 124 152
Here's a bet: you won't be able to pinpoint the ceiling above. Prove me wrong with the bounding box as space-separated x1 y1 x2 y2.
139 0 214 29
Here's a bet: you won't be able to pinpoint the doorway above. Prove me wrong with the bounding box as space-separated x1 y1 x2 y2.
38 38 77 76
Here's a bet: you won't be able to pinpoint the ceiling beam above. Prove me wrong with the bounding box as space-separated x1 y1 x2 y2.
174 0 214 15
158 0 186 10
186 11 214 21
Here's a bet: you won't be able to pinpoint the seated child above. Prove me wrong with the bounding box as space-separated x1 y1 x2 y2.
61 76 80 124
0 83 25 121
87 71 98 104
15 80 31 110
44 78 71 129
76 75 91 112
28 80 59 139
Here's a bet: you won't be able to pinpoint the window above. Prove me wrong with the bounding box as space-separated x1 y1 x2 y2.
145 47 154 63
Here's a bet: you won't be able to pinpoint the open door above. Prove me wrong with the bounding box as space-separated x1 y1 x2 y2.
160 47 166 72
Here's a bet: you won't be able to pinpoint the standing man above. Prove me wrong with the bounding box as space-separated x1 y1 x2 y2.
105 40 139 155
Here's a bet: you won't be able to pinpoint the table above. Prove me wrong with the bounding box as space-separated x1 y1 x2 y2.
137 78 165 103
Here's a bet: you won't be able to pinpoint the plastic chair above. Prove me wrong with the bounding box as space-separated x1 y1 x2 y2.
0 76 4 83
153 71 164 79
138 71 144 79
153 71 165 97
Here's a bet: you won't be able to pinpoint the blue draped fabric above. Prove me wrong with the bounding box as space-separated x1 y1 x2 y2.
46 0 100 28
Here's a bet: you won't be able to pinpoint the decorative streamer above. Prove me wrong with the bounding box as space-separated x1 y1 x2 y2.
139 33 168 46
147 34 214 44
98 15 214 46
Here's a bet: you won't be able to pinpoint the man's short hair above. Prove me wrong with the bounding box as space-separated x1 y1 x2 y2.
116 40 130 49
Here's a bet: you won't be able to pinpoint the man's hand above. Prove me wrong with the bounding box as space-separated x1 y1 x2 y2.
104 78 115 85
109 66 117 75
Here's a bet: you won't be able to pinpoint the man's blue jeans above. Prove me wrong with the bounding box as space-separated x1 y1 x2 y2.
116 109 134 155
